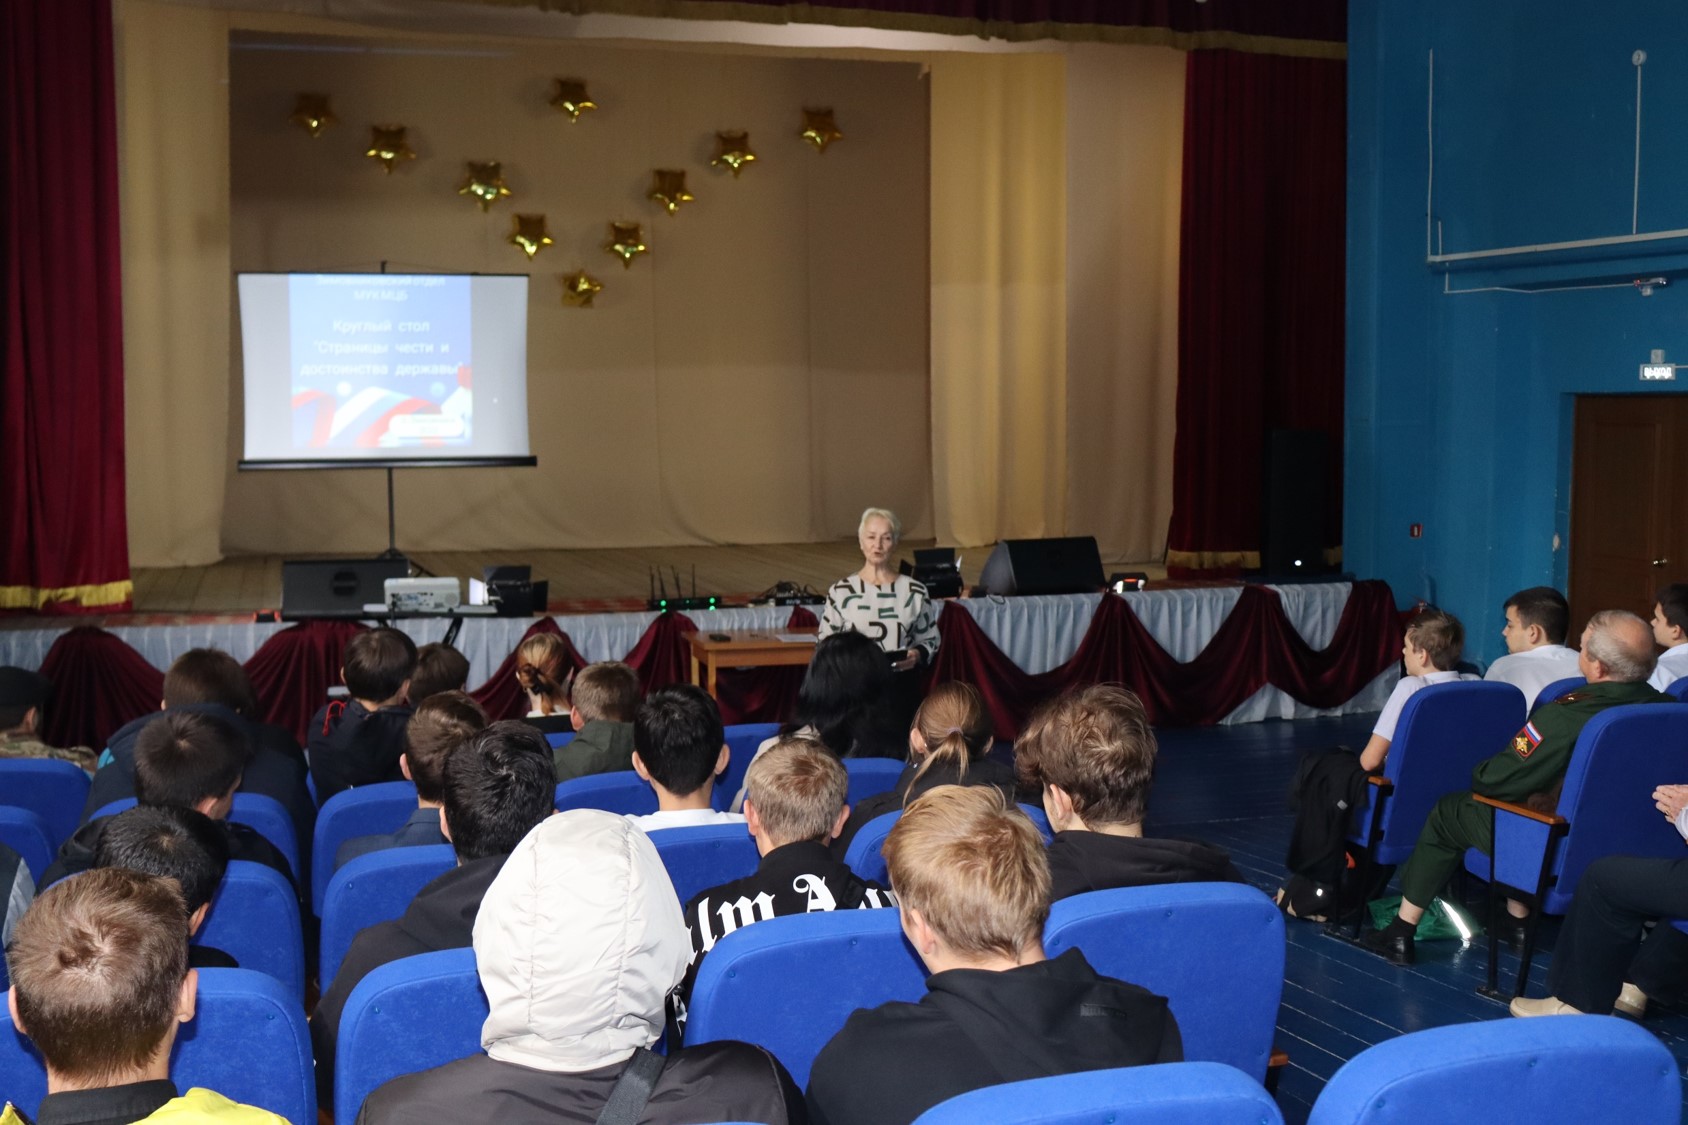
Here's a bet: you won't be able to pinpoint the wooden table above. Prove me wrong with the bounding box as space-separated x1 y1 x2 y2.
687 627 819 697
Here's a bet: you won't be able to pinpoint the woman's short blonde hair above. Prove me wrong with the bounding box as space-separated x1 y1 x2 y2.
858 507 902 544
884 784 1049 959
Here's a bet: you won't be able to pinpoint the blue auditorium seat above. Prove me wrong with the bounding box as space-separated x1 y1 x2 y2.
319 844 456 988
195 860 305 998
310 779 418 914
89 792 301 885
1535 675 1587 709
0 805 54 882
1464 703 1688 996
713 722 781 812
1307 1016 1678 1125
841 809 900 885
0 758 90 849
1666 677 1688 703
649 821 761 905
335 948 488 1122
842 758 905 807
0 968 314 1124
912 1062 1285 1125
1043 884 1284 1082
554 771 659 816
685 908 923 1088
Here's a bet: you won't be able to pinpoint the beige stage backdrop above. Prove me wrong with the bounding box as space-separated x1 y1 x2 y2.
116 1 1180 567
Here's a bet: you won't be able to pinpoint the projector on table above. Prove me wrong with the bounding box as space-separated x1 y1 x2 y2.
380 577 461 614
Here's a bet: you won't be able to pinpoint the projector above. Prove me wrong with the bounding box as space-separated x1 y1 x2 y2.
383 576 461 613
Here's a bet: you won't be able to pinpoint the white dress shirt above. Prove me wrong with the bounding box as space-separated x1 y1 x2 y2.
1484 644 1583 710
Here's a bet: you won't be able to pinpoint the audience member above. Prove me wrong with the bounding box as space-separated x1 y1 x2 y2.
0 841 32 951
93 804 236 969
357 810 804 1123
0 666 95 772
309 628 418 804
731 631 906 810
335 691 486 868
1512 780 1688 1020
552 661 640 782
1483 587 1582 710
1649 583 1688 691
1358 609 1476 773
834 681 1014 855
83 648 314 871
1359 610 1671 965
43 710 294 892
409 642 471 705
4 868 287 1124
1016 684 1243 900
678 739 894 1020
806 785 1181 1125
311 720 556 1104
628 685 744 831
514 632 575 735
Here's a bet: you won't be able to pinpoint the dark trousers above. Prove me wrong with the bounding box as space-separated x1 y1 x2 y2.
1397 791 1494 909
1548 854 1688 1012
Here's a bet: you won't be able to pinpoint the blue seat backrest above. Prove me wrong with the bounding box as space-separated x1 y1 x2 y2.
686 908 925 1088
843 758 905 807
1307 1015 1678 1125
311 780 419 914
0 968 314 1124
555 771 659 815
320 844 457 988
0 806 54 883
911 1061 1284 1125
1539 704 1688 913
0 759 90 849
90 793 301 884
650 822 761 906
1667 678 1688 703
1348 681 1525 865
713 723 781 812
335 948 488 1122
546 729 577 748
1043 884 1283 1081
196 860 305 999
1018 802 1054 841
1535 676 1587 710
842 809 900 885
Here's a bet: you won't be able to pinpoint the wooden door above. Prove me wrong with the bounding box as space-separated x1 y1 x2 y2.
1569 395 1688 633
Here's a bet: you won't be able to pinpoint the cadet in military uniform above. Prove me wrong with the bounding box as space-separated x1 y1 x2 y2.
1358 609 1671 965
0 666 95 773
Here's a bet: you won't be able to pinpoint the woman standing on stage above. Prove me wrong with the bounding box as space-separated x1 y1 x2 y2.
821 508 941 728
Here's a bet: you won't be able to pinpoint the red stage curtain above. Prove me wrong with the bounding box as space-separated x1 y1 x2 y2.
244 620 369 744
37 627 164 750
929 581 1402 736
0 0 131 614
1167 49 1347 576
469 617 587 721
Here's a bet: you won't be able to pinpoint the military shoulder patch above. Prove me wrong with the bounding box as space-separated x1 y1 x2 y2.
1512 721 1543 758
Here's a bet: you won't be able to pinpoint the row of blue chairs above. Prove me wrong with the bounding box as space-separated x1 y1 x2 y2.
329 883 1284 1118
1341 680 1688 995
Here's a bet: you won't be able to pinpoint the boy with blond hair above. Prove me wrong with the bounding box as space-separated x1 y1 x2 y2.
806 786 1180 1125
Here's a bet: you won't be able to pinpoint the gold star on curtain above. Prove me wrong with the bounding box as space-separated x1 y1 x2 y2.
649 170 695 215
551 79 597 123
799 108 843 153
289 94 336 138
364 125 416 173
561 270 604 308
605 222 649 269
509 214 554 260
459 162 513 211
711 131 757 177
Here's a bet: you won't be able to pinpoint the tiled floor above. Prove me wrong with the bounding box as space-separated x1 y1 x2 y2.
1149 715 1688 1124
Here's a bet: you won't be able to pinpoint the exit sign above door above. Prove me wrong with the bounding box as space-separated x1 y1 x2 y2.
1640 363 1678 381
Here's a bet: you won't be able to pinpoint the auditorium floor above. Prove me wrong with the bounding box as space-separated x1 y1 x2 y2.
127 541 1167 615
1152 715 1688 1124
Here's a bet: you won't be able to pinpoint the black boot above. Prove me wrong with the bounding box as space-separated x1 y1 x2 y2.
1356 916 1416 965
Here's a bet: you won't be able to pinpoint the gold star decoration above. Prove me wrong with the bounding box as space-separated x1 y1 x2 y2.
648 169 695 216
550 79 597 124
364 125 416 174
561 270 604 308
288 93 336 138
508 214 554 260
459 161 513 211
604 222 649 269
799 107 843 154
711 131 757 178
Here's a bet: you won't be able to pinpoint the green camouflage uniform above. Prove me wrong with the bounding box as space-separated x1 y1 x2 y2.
0 729 96 773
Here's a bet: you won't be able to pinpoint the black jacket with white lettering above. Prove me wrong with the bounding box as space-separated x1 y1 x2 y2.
677 840 895 1022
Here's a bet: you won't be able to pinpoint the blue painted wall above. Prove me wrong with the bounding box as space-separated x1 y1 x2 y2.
1347 0 1688 664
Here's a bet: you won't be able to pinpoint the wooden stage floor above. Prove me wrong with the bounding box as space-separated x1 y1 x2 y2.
127 541 1167 616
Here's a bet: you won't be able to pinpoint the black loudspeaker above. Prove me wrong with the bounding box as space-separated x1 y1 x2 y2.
1260 429 1332 576
281 558 410 620
978 537 1106 597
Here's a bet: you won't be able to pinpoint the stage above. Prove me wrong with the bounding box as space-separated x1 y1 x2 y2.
0 546 1402 747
